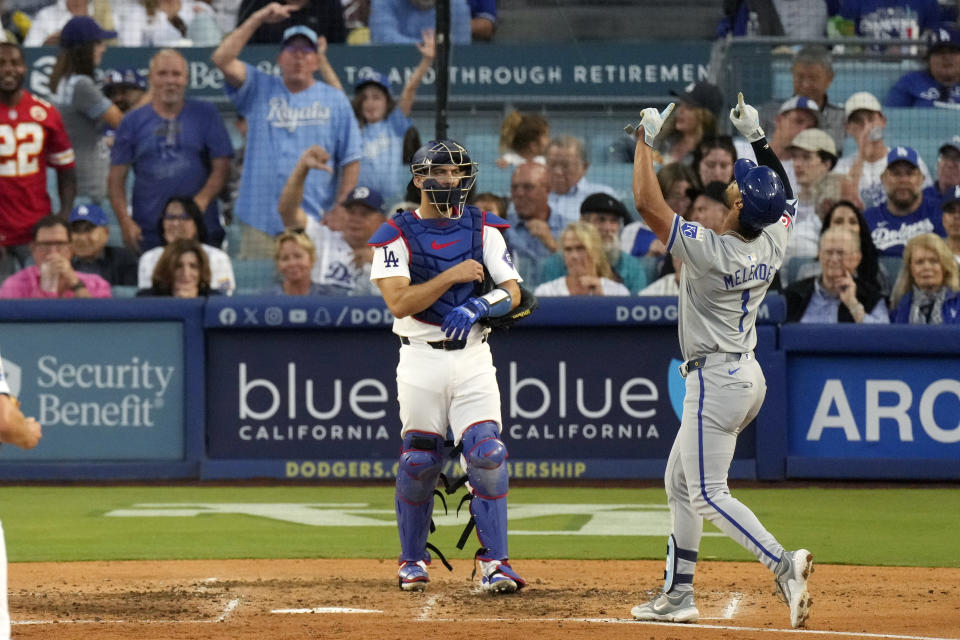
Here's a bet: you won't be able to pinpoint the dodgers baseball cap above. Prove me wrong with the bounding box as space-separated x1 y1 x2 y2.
844 91 883 119
282 25 318 47
886 146 920 170
943 185 960 208
343 186 385 213
926 24 960 54
355 70 391 94
670 82 725 117
68 203 109 227
60 16 117 48
778 95 820 123
787 128 837 157
939 135 960 156
102 68 147 93
580 192 629 223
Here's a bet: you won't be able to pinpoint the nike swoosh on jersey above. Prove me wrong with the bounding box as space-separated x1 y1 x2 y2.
728 368 740 375
431 239 461 250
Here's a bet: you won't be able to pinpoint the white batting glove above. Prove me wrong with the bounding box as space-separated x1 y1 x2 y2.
625 103 675 148
729 92 764 143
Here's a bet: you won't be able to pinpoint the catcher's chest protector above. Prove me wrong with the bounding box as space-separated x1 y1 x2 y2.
393 207 484 325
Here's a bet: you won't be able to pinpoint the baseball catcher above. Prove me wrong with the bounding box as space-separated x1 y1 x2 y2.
369 139 528 594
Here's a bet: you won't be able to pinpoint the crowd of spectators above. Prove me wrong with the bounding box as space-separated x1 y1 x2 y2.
0 4 955 326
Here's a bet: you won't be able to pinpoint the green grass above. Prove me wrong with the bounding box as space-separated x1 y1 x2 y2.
0 485 957 567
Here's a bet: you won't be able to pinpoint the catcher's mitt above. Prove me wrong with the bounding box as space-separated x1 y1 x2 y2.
475 268 538 331
482 286 538 331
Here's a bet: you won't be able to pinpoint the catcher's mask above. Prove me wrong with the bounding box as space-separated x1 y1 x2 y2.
410 139 478 219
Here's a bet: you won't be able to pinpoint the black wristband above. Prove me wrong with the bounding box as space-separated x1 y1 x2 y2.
70 280 86 292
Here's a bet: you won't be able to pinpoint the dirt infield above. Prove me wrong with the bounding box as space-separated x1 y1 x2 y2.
9 559 960 640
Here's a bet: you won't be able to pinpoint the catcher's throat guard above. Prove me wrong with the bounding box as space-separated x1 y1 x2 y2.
411 139 478 219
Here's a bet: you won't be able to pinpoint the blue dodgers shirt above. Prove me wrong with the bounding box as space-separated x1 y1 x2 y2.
357 108 412 206
226 64 364 235
110 100 234 250
840 0 940 38
863 196 946 256
885 70 960 107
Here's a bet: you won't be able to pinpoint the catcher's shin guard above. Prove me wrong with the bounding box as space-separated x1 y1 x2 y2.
396 431 444 563
462 421 510 559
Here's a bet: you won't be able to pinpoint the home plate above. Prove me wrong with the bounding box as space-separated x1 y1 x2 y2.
272 607 383 614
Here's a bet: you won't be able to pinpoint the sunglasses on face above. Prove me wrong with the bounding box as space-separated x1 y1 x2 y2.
283 44 316 55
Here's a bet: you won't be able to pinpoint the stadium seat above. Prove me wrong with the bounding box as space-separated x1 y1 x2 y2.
781 256 818 288
111 285 139 298
232 258 277 295
878 255 904 284
639 255 661 284
882 108 958 171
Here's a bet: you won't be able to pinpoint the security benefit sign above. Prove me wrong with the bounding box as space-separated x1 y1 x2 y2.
490 327 755 478
206 330 401 464
788 355 960 459
0 322 184 460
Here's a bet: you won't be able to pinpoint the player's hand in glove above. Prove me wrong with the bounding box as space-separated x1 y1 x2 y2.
440 297 491 340
729 92 765 142
625 103 675 148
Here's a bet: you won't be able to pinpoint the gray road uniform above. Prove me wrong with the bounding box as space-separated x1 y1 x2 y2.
663 202 796 584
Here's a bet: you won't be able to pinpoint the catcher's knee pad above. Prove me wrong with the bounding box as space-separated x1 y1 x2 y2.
397 431 444 504
461 421 508 499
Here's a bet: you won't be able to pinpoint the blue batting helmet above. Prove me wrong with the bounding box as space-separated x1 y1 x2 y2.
734 159 788 231
410 139 478 218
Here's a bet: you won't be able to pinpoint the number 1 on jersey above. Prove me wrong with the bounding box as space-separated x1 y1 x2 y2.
739 289 750 333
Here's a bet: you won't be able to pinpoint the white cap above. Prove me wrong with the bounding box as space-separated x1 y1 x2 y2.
787 128 837 157
844 92 883 119
778 95 821 124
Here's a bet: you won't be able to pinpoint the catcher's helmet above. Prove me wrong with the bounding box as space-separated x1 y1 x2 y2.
410 139 478 218
734 158 788 231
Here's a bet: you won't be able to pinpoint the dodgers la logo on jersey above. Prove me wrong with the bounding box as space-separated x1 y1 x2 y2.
680 222 703 241
383 249 399 268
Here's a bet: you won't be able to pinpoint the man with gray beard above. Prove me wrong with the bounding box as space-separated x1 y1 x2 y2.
536 192 649 293
863 146 947 257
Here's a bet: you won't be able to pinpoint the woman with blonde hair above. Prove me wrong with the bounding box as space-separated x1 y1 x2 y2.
495 110 550 168
267 231 337 295
534 222 629 297
655 83 722 165
889 233 960 324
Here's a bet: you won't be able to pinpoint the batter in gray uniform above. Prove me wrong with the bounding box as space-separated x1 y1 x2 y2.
628 94 814 629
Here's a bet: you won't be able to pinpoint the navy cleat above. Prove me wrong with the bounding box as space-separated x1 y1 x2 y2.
398 560 429 592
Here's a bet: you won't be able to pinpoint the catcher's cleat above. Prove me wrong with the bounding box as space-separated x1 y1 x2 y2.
478 559 525 594
631 589 699 623
775 549 813 628
398 560 429 592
